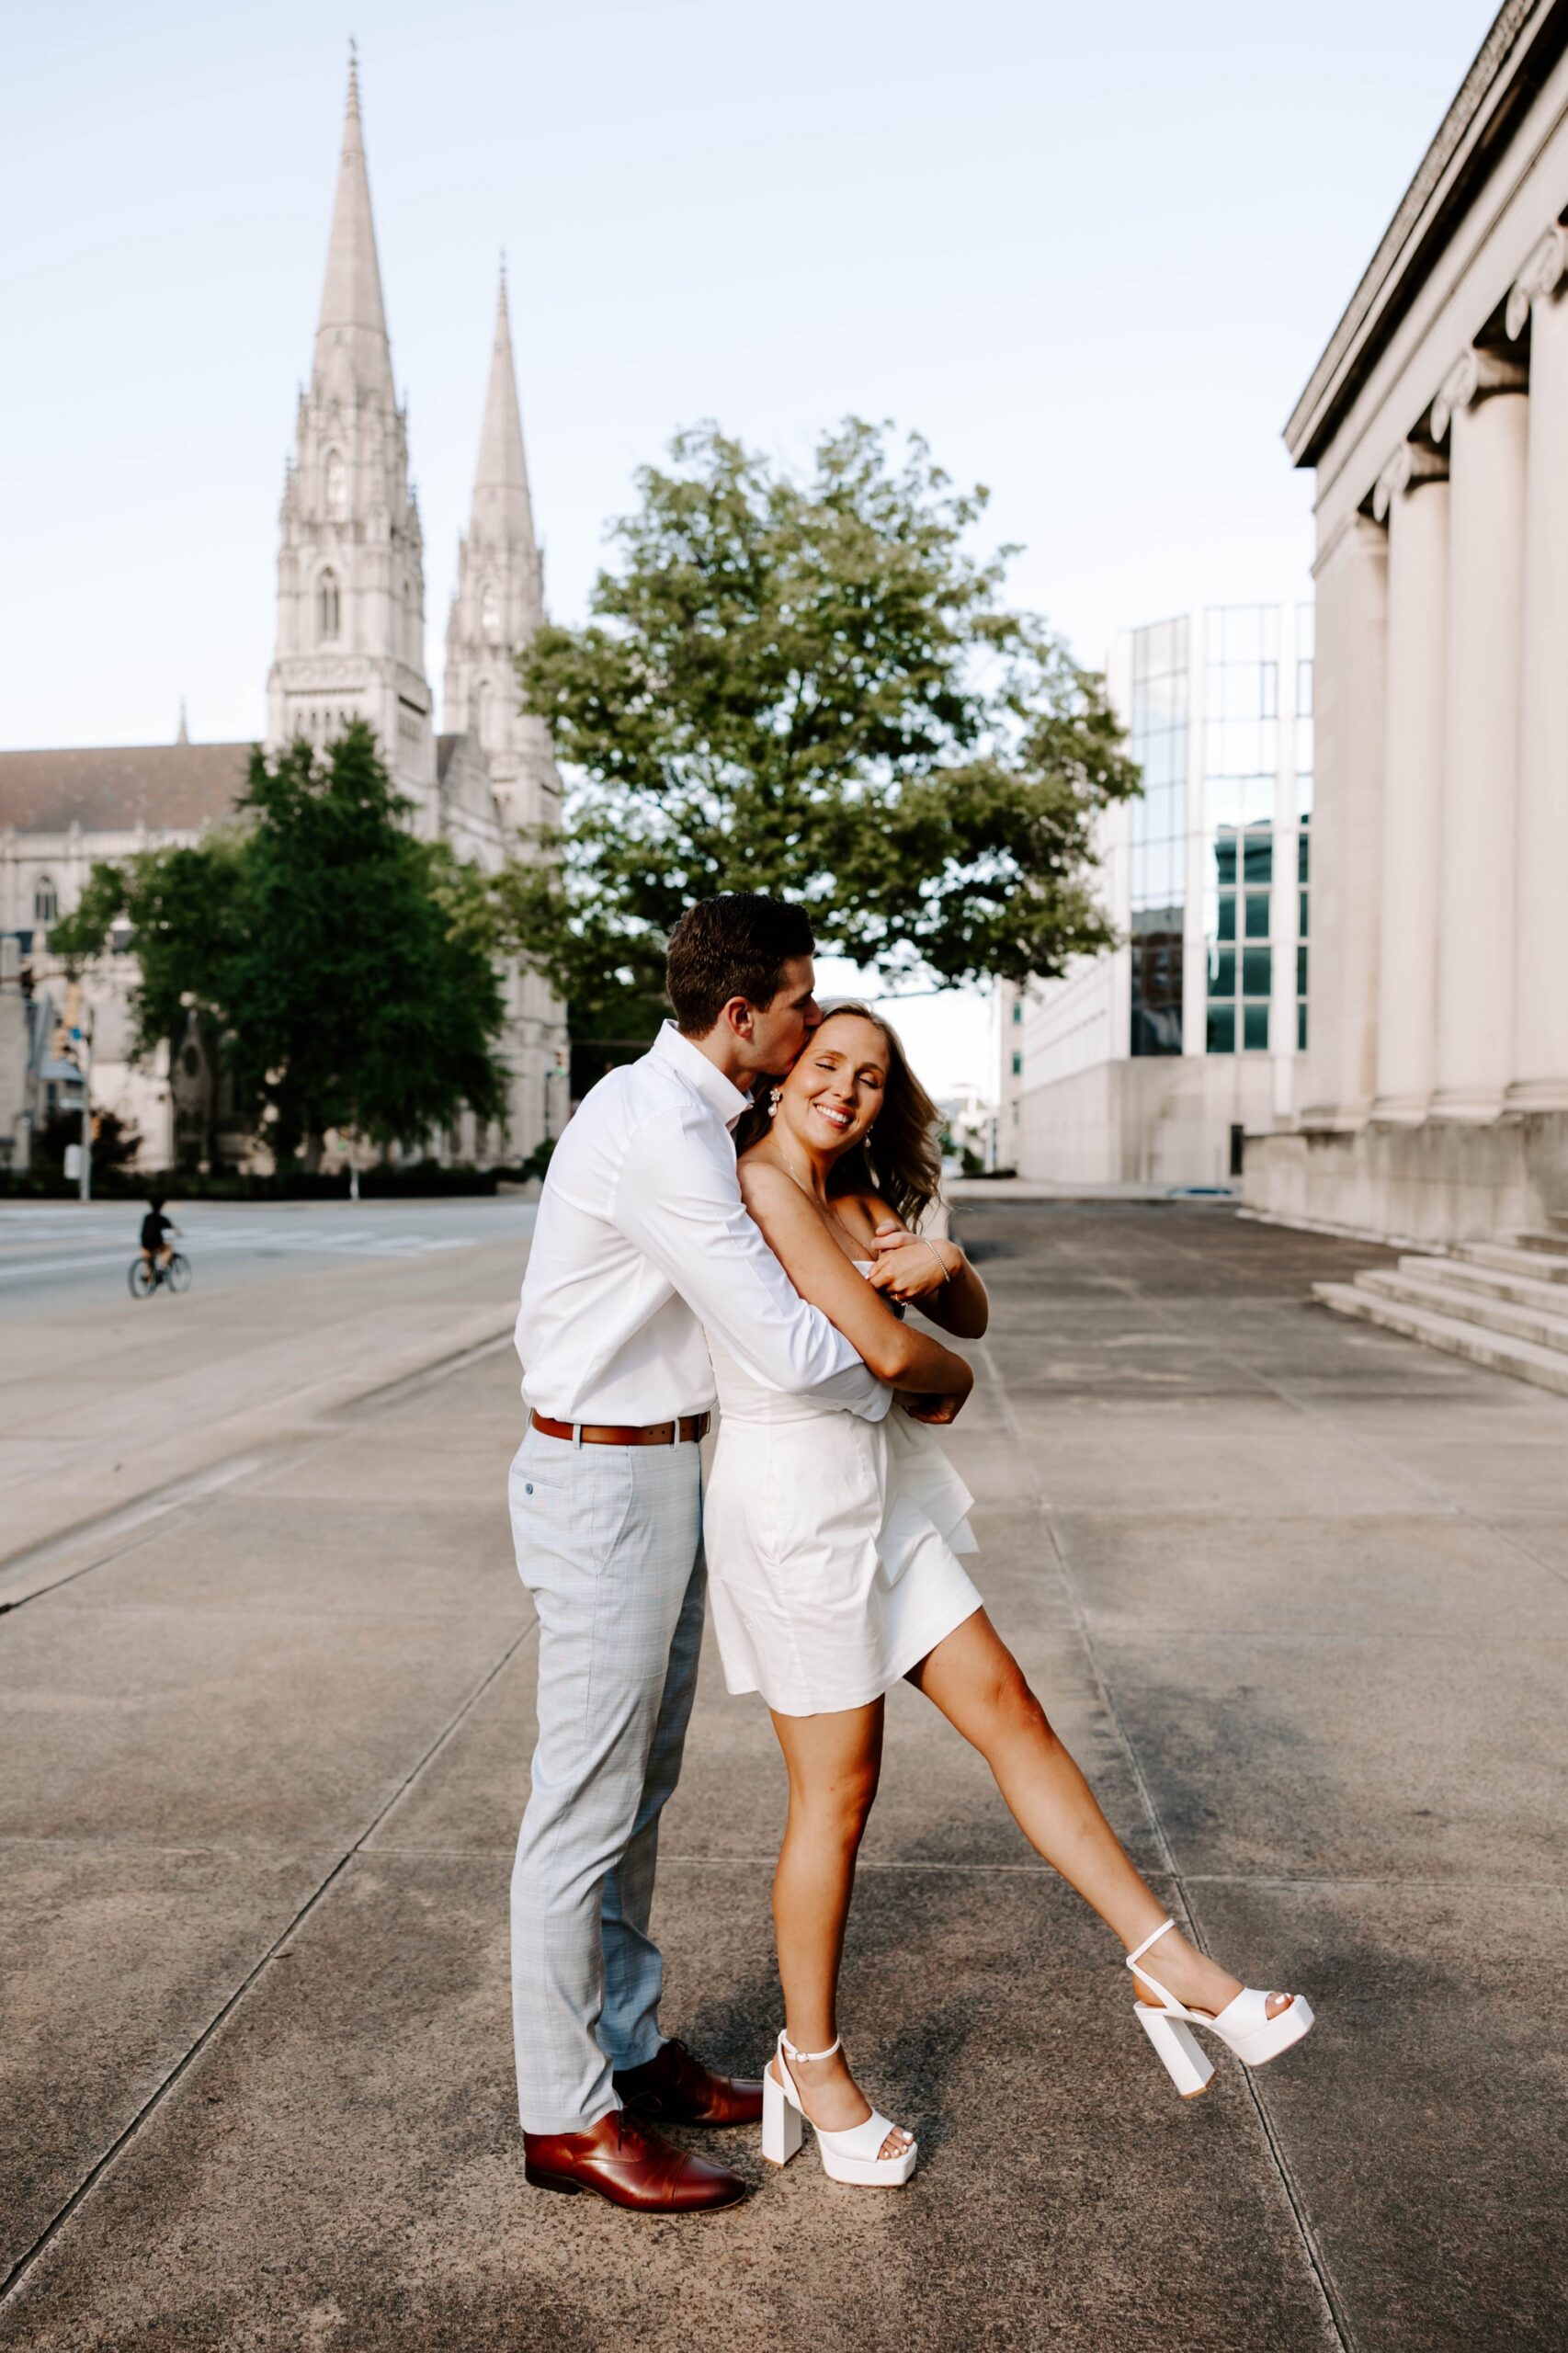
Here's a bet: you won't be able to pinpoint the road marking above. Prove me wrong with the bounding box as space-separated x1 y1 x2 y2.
0 1233 483 1283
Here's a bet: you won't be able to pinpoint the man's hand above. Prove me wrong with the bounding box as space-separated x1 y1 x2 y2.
866 1221 959 1306
901 1392 968 1426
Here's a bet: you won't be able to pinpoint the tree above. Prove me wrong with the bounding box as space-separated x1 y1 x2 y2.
52 724 506 1167
496 418 1141 1029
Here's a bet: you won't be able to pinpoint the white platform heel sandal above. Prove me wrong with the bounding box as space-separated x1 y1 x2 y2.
760 2032 918 2187
1126 1918 1314 2098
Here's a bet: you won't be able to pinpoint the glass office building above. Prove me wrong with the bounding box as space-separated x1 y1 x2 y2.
1125 602 1312 1063
1001 597 1313 1188
1128 618 1188 1056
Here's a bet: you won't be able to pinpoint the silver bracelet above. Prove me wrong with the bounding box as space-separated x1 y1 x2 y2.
919 1236 952 1286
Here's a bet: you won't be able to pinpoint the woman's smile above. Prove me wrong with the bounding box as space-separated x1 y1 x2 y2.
809 1096 855 1134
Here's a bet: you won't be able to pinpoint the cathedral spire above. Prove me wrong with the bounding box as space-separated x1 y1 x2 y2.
313 43 393 401
470 258 539 562
443 261 557 825
267 49 433 803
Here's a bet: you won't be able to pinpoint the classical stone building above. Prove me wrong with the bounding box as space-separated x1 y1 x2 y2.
1244 0 1568 1241
1000 601 1312 1188
0 58 566 1173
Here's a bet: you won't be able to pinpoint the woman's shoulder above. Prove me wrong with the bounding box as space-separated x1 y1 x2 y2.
736 1149 800 1209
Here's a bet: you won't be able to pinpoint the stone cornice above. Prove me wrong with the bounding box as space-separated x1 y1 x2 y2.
1285 0 1563 468
1506 222 1568 333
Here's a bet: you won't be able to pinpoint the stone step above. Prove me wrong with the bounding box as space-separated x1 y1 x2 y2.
1504 1227 1568 1256
1452 1238 1568 1284
1313 1281 1568 1398
1359 1267 1568 1356
1397 1253 1568 1313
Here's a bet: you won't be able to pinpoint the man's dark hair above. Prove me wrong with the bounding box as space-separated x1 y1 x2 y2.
665 894 815 1035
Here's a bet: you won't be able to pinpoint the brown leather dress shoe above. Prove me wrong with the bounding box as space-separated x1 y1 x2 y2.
612 2036 765 2127
523 2109 745 2212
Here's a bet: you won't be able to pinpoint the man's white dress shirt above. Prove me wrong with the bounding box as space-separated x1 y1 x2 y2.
516 1023 889 1427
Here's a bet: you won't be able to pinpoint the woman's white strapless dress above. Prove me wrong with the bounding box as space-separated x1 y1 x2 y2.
703 1264 984 1716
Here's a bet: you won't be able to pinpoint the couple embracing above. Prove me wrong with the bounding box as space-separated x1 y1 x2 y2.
508 893 1312 2212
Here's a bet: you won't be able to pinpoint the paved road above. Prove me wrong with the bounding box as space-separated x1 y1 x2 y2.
0 1199 536 1575
0 1199 537 1312
2 1203 1563 2350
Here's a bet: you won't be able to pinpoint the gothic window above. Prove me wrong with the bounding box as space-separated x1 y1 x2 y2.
481 581 500 640
325 449 347 518
33 876 58 924
318 569 340 642
475 678 492 737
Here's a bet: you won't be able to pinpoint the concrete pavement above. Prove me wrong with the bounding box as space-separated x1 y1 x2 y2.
0 1200 536 1583
2 1202 1564 2350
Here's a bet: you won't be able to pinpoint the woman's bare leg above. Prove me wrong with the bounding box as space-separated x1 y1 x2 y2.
768 1699 913 2157
907 1610 1290 2019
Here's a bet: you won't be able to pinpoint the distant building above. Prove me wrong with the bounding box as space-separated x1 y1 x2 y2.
1001 602 1312 1187
0 57 566 1172
1245 0 1568 1241
0 938 79 1175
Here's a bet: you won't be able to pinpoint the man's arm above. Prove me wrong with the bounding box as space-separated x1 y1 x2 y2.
738 1163 973 1403
613 1108 891 1421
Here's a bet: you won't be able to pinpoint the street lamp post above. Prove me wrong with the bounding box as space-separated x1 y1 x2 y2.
74 1014 94 1203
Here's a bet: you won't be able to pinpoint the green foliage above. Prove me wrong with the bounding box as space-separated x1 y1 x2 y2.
31 1106 142 1181
500 417 1141 1029
54 724 506 1163
51 839 245 1054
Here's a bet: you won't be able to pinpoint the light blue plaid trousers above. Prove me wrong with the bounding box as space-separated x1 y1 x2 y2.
507 1422 706 2134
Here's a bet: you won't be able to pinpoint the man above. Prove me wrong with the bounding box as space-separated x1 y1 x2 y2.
509 894 892 2212
139 1198 177 1273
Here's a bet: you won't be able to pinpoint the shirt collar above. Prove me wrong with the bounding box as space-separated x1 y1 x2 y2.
651 1021 754 1133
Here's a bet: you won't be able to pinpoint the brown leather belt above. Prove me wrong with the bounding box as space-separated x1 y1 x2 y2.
529 1409 711 1448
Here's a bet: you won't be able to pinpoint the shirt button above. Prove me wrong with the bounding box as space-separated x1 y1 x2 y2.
524 1483 534 1495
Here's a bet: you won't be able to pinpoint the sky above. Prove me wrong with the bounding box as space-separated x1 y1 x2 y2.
2 0 1496 1093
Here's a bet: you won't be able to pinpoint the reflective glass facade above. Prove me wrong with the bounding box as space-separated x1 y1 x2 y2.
1125 602 1312 1060
1202 603 1312 1055
1205 605 1277 1053
1128 617 1187 1056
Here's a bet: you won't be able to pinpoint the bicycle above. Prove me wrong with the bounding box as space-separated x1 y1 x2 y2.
128 1252 191 1298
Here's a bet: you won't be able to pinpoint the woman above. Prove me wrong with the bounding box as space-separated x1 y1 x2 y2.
702 1004 1312 2189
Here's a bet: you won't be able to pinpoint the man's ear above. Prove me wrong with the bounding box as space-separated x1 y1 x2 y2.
721 994 756 1039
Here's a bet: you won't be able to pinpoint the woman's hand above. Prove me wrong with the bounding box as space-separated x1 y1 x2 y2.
865 1222 960 1305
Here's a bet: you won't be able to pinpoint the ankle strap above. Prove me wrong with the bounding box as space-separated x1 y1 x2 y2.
1125 1917 1176 1971
1124 1915 1180 2005
780 2030 842 2064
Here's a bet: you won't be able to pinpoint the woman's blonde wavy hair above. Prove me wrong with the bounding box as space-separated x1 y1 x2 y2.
733 999 943 1232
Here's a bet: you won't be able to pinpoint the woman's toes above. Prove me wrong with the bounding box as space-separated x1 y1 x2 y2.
1267 1992 1293 2018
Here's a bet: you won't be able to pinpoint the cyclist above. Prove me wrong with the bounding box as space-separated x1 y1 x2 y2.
139 1198 179 1276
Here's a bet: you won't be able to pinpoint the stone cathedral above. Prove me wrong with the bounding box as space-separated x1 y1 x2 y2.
0 59 567 1172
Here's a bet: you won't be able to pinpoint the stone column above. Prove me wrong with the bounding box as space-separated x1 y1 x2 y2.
1429 348 1528 1120
1369 443 1449 1120
1298 511 1387 1128
1506 230 1568 1108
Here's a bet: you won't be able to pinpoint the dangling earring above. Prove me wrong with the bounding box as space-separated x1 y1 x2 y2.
767 1086 782 1120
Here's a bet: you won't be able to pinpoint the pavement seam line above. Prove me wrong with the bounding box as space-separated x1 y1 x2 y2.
972 1307 1357 2353
1233 1319 1568 1599
0 1335 518 1618
1092 1215 1568 1597
0 1327 517 1597
0 1603 539 2313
